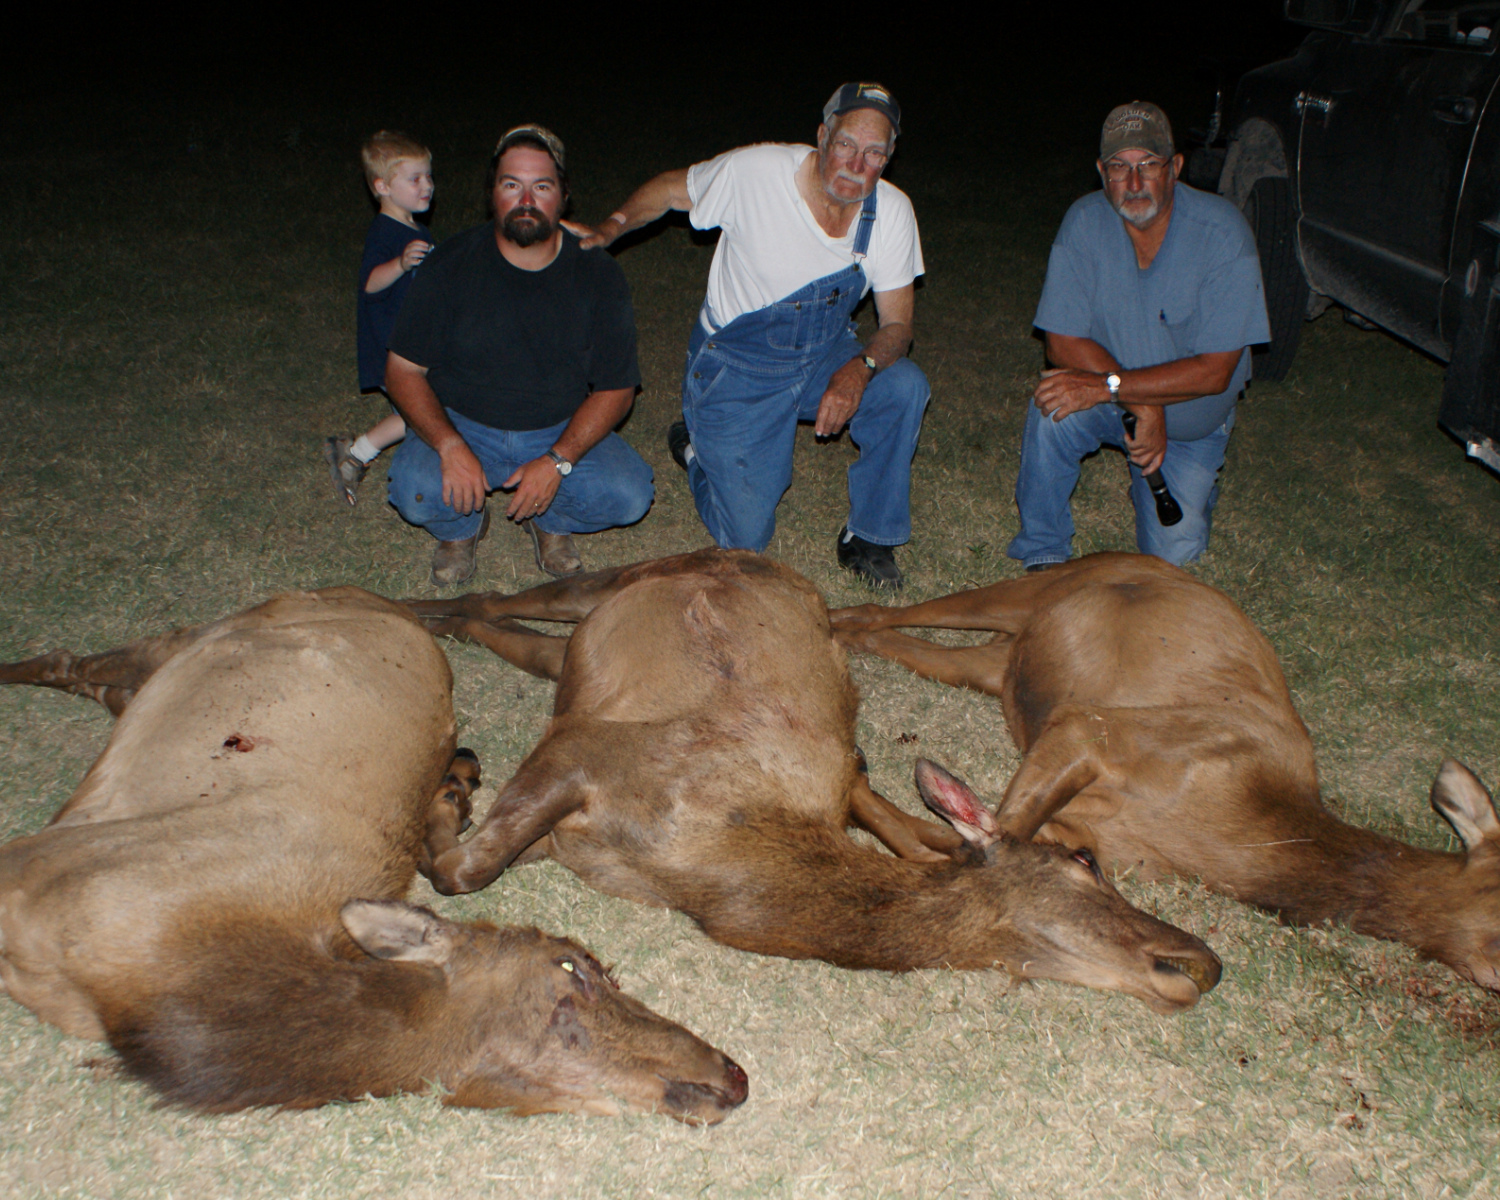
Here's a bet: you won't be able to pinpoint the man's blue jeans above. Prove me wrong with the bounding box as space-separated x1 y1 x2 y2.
682 320 930 552
387 409 654 541
1006 399 1232 568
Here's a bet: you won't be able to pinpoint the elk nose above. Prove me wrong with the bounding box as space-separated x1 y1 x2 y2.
1154 948 1223 996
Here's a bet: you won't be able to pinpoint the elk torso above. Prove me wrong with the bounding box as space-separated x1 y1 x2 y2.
831 553 1500 993
413 549 1224 1014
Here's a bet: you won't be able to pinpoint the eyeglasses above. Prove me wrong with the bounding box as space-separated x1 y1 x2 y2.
1104 158 1170 182
829 137 890 169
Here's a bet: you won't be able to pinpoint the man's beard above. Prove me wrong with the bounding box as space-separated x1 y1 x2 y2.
501 206 554 247
1111 189 1160 230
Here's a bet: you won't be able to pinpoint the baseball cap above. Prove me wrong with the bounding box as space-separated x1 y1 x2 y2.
823 82 901 137
1100 102 1174 160
493 124 567 170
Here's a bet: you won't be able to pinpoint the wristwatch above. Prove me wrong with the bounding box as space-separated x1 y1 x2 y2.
546 449 573 477
862 354 879 374
1105 372 1122 398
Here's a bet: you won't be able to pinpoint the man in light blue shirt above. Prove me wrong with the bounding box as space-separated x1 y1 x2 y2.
1008 101 1270 569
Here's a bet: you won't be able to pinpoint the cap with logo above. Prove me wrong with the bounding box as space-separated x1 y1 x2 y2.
1100 102 1174 161
823 82 901 137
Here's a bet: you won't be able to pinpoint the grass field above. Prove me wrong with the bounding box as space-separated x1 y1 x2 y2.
2 20 1499 1199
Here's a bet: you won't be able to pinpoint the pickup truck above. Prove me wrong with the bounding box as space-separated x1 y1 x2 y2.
1215 0 1500 474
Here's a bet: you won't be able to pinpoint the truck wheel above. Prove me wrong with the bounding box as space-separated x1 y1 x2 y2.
1243 176 1309 383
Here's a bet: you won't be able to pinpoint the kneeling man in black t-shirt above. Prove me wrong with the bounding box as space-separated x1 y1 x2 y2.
385 125 654 584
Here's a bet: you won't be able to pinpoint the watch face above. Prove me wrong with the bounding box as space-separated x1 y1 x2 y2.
556 460 572 476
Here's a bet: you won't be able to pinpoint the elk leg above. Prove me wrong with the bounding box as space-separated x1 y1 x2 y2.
991 709 1110 841
830 574 1051 636
417 749 483 877
421 738 592 896
423 616 569 681
849 773 962 860
403 559 656 628
0 626 206 717
834 628 1011 698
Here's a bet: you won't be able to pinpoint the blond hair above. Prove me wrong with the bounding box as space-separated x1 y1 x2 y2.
360 130 431 188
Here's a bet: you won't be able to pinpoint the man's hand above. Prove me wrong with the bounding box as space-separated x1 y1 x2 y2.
439 440 489 516
561 218 623 251
816 358 869 437
501 457 563 520
400 240 434 270
1122 405 1167 474
1034 367 1112 420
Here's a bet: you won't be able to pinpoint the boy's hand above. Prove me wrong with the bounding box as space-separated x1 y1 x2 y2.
401 241 434 271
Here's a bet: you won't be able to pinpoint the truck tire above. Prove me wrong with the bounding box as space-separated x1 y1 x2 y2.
1243 176 1308 383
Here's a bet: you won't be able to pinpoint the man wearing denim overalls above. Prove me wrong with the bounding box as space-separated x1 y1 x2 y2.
575 83 928 588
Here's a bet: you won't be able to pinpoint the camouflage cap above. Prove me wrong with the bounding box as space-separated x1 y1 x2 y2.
493 124 566 171
1100 102 1174 160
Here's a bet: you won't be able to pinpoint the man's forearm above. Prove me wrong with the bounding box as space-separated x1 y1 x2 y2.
599 169 692 239
861 321 913 370
385 354 465 451
550 388 637 464
1044 333 1239 406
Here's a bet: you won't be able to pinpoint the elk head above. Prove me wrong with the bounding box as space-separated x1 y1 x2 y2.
1427 760 1500 993
914 760 1223 1014
340 900 749 1123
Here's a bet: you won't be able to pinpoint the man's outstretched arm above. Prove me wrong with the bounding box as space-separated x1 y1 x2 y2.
566 169 692 249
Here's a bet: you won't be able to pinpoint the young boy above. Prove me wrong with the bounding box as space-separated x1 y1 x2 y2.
324 131 436 504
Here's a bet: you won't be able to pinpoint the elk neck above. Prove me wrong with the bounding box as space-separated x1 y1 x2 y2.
671 810 1026 972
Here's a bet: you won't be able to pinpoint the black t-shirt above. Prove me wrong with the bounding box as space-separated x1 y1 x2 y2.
387 224 641 431
357 214 436 392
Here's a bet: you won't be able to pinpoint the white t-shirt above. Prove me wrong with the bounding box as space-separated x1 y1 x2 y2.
686 142 924 330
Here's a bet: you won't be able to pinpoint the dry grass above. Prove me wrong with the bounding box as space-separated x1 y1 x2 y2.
2 32 1500 1200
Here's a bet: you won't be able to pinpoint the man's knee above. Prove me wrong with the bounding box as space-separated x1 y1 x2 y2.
387 443 447 525
863 357 930 417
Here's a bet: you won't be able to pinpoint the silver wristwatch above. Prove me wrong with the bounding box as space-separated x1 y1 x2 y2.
546 450 573 477
1105 372 1122 398
862 354 879 374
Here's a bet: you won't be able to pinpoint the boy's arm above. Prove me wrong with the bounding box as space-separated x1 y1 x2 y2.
365 240 434 294
385 352 488 514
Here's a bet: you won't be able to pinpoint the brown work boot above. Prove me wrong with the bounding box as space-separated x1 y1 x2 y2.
526 521 583 577
430 509 490 587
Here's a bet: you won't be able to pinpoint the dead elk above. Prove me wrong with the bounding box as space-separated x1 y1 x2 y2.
405 549 1222 1015
830 552 1500 993
0 589 747 1120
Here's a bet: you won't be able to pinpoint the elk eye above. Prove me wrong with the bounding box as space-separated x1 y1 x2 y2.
559 959 575 973
1071 848 1104 882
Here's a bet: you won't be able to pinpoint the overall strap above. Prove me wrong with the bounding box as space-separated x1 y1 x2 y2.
851 187 879 261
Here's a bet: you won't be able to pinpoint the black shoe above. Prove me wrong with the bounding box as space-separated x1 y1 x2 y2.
836 527 903 589
667 420 692 470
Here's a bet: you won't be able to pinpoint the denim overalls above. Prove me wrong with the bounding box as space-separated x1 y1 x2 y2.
680 188 930 552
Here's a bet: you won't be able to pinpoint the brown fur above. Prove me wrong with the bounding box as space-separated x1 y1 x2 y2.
405 549 1223 1015
0 588 747 1120
829 552 1500 993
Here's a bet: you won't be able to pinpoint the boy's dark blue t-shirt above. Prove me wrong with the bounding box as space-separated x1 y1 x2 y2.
357 213 436 391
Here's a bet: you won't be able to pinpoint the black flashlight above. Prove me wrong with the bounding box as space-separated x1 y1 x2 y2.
1120 410 1183 527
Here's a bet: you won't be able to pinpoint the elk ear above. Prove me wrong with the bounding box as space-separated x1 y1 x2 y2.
341 899 457 967
914 759 1000 847
1430 759 1500 851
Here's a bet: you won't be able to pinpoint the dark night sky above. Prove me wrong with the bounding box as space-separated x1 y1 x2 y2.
11 3 1306 145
